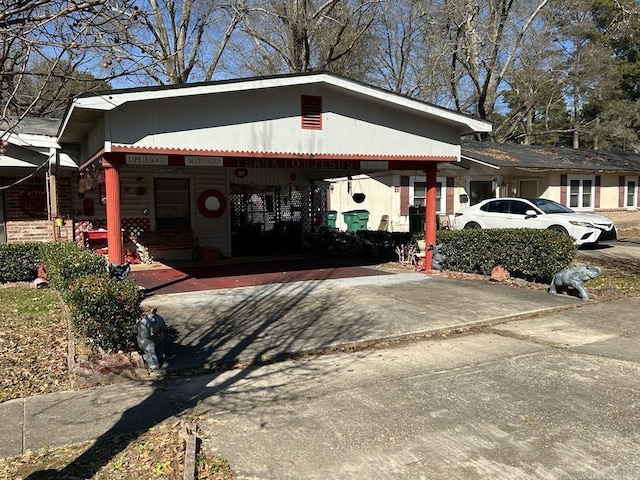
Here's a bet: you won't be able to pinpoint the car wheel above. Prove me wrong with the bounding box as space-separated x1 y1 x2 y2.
464 222 481 229
548 225 569 235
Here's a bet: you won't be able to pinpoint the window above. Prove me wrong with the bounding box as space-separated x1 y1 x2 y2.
301 95 322 130
567 175 594 209
626 176 638 208
410 176 446 213
482 200 508 213
154 178 191 230
509 200 531 215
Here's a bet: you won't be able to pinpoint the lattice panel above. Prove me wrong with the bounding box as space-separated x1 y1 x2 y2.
73 217 149 244
122 217 150 241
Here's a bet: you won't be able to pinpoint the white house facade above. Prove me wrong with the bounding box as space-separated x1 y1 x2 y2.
55 72 491 262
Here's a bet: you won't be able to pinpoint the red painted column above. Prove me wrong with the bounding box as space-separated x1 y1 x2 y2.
102 159 123 264
424 163 438 271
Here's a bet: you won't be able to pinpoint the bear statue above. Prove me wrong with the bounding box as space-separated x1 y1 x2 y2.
548 265 602 301
136 307 166 370
428 243 447 272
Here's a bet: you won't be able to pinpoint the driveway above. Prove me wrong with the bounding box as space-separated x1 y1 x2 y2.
182 297 640 480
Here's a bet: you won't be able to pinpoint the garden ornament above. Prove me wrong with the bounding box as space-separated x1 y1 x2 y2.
136 307 166 370
548 264 602 301
429 243 447 271
108 260 131 281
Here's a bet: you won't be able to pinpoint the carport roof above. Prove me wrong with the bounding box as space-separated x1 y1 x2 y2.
461 141 640 172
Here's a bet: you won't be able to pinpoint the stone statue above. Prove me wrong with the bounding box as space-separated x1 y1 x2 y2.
548 265 602 301
136 308 166 370
429 243 447 271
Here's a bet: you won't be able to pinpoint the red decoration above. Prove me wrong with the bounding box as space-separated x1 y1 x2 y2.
197 189 227 218
235 168 248 178
289 172 297 181
18 187 46 218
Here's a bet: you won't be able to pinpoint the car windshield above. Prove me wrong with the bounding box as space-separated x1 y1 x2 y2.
526 198 575 214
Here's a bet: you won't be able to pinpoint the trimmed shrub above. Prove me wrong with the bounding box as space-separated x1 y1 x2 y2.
436 228 577 282
0 242 42 283
39 241 108 290
65 274 144 352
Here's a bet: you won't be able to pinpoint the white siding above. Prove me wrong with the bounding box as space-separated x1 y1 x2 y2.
106 86 461 159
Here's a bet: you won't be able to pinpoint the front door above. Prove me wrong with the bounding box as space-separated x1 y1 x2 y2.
519 179 538 198
469 180 494 205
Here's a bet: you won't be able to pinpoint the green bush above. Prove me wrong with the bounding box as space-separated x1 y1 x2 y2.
0 242 42 283
436 229 577 281
65 274 144 352
39 241 108 290
1 240 144 353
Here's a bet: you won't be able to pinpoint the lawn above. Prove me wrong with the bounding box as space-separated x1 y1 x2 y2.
0 284 235 480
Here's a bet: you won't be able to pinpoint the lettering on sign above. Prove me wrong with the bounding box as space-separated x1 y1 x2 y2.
152 167 185 173
185 156 224 167
361 160 389 170
125 154 169 166
229 158 355 169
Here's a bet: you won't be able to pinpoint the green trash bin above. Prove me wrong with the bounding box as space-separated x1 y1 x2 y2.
327 210 338 228
342 210 370 232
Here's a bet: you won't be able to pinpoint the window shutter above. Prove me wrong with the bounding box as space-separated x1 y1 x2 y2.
446 177 454 215
595 175 601 208
301 95 322 130
560 174 567 206
400 176 409 216
619 176 625 208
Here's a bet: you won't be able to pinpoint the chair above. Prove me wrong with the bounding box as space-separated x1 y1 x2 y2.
437 214 452 230
378 214 389 231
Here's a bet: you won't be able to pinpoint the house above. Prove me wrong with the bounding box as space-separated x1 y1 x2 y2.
328 141 640 233
1 72 492 263
50 72 491 262
0 117 77 243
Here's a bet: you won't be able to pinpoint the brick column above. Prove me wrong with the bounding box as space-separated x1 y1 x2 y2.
102 158 123 263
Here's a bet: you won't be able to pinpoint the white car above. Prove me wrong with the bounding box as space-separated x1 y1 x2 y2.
452 197 617 246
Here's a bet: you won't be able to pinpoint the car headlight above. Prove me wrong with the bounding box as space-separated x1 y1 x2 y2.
569 220 595 228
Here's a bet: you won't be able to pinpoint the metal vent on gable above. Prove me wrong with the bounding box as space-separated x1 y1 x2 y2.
301 95 322 130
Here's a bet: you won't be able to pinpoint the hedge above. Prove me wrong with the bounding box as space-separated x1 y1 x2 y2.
435 228 577 282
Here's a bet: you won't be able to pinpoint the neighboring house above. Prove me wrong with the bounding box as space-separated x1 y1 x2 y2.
0 117 77 243
25 71 490 262
328 142 640 233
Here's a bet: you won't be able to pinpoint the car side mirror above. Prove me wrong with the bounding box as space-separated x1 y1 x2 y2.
525 209 537 218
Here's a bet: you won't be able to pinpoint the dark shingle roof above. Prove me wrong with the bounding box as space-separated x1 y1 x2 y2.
1 116 62 137
462 141 640 172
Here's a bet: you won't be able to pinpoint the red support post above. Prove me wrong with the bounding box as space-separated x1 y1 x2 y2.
424 164 438 272
103 158 123 264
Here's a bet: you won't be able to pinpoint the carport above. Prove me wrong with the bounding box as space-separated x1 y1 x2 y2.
57 72 491 267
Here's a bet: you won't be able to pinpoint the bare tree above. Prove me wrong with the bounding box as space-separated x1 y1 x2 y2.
441 0 551 131
1 0 137 135
234 0 382 76
106 0 244 85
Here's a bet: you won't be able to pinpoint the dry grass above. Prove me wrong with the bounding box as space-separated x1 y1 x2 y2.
0 285 235 479
0 418 235 480
0 286 71 402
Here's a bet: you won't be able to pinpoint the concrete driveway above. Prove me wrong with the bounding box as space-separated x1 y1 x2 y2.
183 297 640 480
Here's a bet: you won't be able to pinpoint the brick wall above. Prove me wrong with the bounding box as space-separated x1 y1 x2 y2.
6 220 54 242
3 175 77 243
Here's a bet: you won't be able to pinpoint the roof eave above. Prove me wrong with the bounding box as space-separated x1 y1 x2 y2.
67 72 493 136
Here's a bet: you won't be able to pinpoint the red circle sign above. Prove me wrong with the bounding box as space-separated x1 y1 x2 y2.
197 189 227 218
